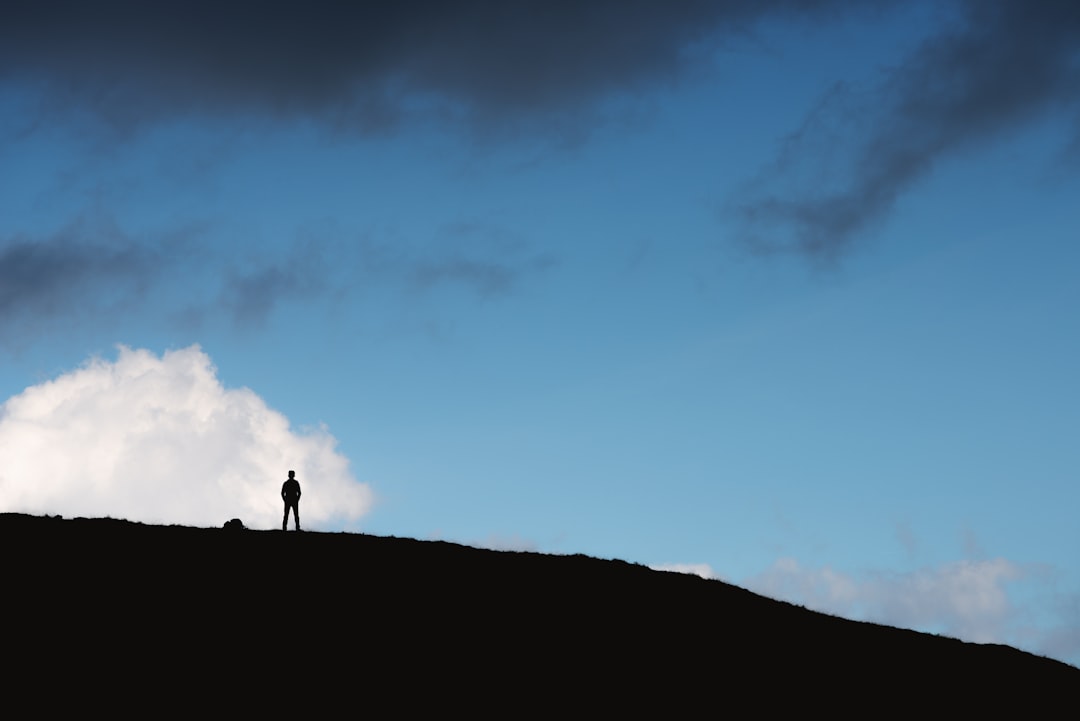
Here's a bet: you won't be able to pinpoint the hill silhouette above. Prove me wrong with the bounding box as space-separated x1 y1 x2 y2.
6 513 1075 714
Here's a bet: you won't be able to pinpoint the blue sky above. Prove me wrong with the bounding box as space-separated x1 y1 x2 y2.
2 1 1078 665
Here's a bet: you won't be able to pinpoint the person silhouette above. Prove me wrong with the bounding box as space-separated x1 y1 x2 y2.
281 470 302 531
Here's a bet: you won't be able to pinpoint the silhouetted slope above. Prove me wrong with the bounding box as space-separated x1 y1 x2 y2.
5 514 1075 715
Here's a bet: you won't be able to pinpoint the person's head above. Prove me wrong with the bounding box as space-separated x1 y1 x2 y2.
288 470 295 479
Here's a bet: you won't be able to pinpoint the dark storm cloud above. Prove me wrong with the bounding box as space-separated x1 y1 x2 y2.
0 0 857 135
12 2 1075 263
733 0 1080 259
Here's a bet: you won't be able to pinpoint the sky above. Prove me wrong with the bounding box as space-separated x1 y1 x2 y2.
1 1 1078 666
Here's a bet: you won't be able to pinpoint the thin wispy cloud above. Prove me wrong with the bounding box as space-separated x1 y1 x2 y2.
745 556 1079 661
411 220 558 299
0 212 555 345
733 0 1080 259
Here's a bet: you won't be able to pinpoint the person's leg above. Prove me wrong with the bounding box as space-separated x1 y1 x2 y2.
283 503 289 531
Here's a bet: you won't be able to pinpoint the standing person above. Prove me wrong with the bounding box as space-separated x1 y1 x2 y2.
281 470 302 531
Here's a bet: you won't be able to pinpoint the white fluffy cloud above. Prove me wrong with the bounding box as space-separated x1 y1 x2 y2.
0 345 373 529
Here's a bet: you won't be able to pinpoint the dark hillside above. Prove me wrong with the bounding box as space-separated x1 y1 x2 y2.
5 514 1075 715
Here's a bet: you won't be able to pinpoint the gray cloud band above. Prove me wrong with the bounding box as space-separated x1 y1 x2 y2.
1 1 780 131
732 0 1080 259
